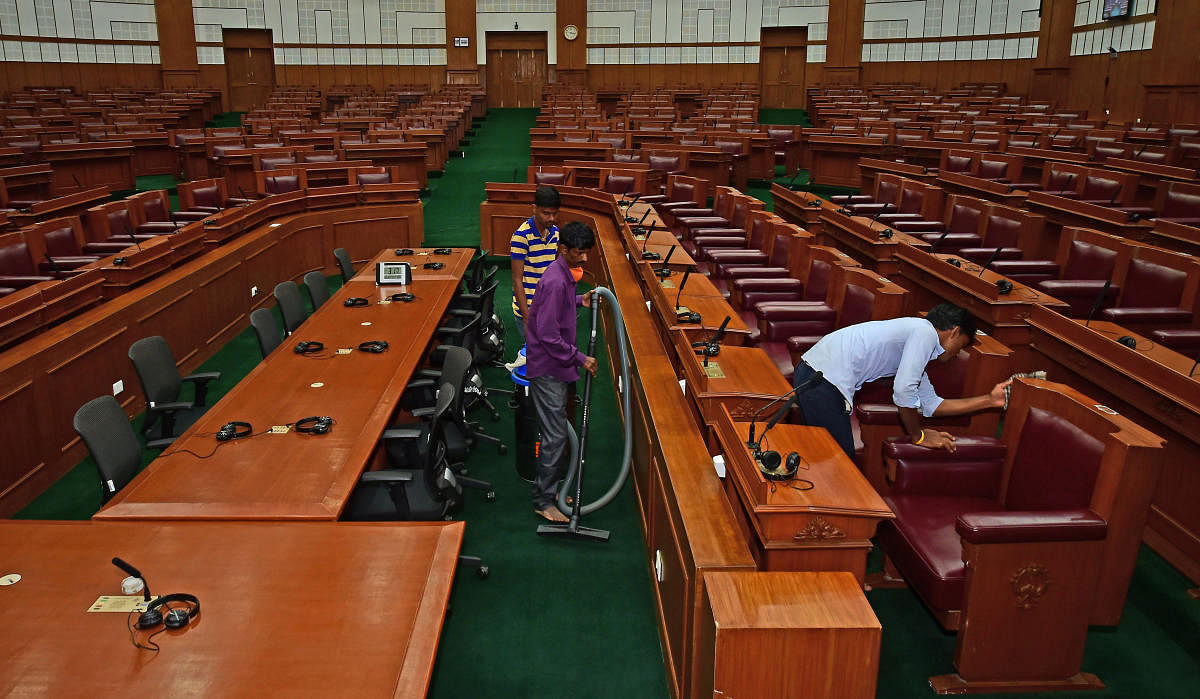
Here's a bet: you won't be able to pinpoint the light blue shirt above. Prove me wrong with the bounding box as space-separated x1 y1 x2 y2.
801 317 945 417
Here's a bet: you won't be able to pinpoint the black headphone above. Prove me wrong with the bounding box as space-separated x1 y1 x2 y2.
294 340 324 354
878 228 894 239
358 340 389 353
390 292 415 302
655 267 673 279
137 593 200 630
995 279 1014 295
433 247 452 255
423 262 444 270
642 250 661 260
295 416 333 434
947 258 962 268
216 421 252 441
756 449 802 482
394 248 414 256
343 297 369 307
676 310 702 324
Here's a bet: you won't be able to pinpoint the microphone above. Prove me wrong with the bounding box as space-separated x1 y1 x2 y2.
745 383 808 449
633 205 652 233
112 557 151 602
785 168 804 190
43 253 62 276
977 246 1003 276
124 226 144 254
1133 143 1148 160
1190 353 1198 378
674 267 692 310
929 229 952 249
655 244 677 279
237 186 252 206
693 315 731 367
1084 279 1112 327
357 180 366 205
623 194 642 221
72 173 83 190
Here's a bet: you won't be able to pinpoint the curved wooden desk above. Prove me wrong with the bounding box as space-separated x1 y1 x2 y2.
0 190 424 516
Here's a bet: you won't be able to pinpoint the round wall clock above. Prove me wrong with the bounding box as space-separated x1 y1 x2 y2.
563 24 579 41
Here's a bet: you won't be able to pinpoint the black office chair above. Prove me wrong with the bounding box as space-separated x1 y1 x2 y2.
334 248 355 283
405 345 506 463
450 277 504 367
273 280 308 335
303 270 330 309
249 307 282 359
343 383 488 578
73 395 163 503
128 336 221 446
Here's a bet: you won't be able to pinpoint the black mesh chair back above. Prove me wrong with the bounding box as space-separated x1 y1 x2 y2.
419 383 460 511
128 336 182 407
334 248 355 283
274 280 308 334
73 395 141 502
250 307 282 358
303 270 330 309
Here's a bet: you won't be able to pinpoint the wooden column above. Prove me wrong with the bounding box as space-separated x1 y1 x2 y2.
1031 0 1074 105
823 0 864 85
445 0 479 84
555 0 587 86
156 0 200 88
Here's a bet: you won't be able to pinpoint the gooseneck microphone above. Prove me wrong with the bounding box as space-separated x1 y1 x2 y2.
977 246 1004 276
655 244 677 279
125 226 145 254
112 557 151 602
930 228 952 249
623 194 642 222
746 383 807 449
1084 279 1113 327
674 267 692 310
43 253 62 276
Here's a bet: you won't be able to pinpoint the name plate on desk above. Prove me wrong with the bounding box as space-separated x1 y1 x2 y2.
703 362 725 378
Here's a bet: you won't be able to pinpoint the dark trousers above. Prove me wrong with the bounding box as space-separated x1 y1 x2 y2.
793 361 855 459
530 374 570 510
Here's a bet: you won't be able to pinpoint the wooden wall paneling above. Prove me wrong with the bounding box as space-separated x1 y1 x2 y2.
446 0 478 74
824 0 864 83
156 0 201 87
0 380 44 504
223 29 275 112
761 27 808 109
556 0 586 73
0 63 162 94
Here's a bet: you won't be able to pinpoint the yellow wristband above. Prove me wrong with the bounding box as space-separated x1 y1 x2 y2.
914 430 926 445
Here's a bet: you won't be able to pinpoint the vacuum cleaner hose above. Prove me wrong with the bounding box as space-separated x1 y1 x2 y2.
556 286 633 515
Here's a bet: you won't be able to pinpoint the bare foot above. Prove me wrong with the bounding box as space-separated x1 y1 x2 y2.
536 506 568 522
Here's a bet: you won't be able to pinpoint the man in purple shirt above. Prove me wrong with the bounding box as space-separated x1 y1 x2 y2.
526 221 599 522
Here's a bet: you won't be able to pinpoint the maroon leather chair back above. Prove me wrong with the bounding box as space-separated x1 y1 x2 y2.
143 198 169 222
265 175 301 194
1121 258 1187 308
1047 169 1076 190
1062 241 1118 280
0 242 36 275
1162 189 1200 218
840 284 874 327
45 226 81 256
612 153 639 163
648 154 680 173
948 203 983 233
597 135 625 148
1080 176 1120 201
210 145 235 157
669 181 694 204
924 350 968 398
977 159 1007 179
898 187 924 214
1005 407 1104 510
1093 145 1124 162
945 154 972 173
561 135 590 142
806 260 832 302
714 140 744 155
259 156 296 171
876 179 899 204
191 185 220 208
356 172 391 184
107 209 132 237
303 154 338 163
533 171 567 185
769 232 790 267
730 200 750 229
983 214 1021 248
748 217 771 249
767 127 792 148
603 174 637 195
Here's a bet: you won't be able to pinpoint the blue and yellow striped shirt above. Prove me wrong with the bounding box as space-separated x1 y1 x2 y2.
510 216 559 319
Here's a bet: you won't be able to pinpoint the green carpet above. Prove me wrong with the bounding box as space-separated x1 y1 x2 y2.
15 108 1200 698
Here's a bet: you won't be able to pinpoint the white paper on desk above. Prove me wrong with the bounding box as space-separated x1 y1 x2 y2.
88 595 157 613
712 455 726 479
679 379 686 394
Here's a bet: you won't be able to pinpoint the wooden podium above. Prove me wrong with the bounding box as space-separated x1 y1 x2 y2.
713 405 894 582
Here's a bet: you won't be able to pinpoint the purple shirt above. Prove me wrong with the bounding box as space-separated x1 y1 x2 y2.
526 256 584 383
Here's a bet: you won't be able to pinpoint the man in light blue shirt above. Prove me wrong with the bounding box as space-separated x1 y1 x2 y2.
794 303 1011 458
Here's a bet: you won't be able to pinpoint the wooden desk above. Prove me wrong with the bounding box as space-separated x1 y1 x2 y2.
893 244 1067 353
677 337 791 430
648 271 752 342
936 170 1030 208
818 208 931 275
42 141 136 195
1025 191 1154 255
95 248 470 521
858 157 937 195
806 136 890 189
1026 305 1200 587
771 183 837 238
712 406 894 582
0 520 461 697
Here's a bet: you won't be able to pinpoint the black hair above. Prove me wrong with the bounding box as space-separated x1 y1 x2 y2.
559 221 595 250
926 302 976 342
534 185 561 209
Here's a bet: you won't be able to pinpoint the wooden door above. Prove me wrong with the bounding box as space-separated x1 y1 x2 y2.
485 32 547 108
224 29 274 112
760 28 807 109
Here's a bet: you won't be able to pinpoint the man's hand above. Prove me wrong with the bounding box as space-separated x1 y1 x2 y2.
918 429 957 452
989 379 1013 408
581 293 592 308
582 356 598 375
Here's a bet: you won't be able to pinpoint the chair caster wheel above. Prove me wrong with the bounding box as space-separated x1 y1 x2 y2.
498 444 508 455
476 566 490 579
490 412 501 422
486 491 496 502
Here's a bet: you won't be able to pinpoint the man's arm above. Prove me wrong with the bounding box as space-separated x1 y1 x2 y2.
510 257 529 320
529 280 586 368
902 379 1012 452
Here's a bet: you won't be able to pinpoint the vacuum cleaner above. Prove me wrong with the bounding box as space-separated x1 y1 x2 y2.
536 286 634 542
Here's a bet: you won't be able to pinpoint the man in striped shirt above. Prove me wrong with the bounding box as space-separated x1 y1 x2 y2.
508 185 561 367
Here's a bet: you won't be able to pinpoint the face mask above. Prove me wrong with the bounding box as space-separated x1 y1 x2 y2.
569 267 584 282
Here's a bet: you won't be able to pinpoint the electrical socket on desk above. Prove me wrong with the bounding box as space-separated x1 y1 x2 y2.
250 285 258 297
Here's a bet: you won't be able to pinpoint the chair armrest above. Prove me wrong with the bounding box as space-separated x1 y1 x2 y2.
754 302 836 322
410 407 436 418
1102 307 1192 325
734 278 805 293
847 203 893 215
360 469 415 484
405 378 437 391
892 220 946 233
183 371 220 406
956 509 1107 544
884 436 1006 497
381 428 422 441
874 213 925 223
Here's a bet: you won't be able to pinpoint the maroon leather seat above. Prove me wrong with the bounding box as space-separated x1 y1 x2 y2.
1101 257 1192 327
1151 328 1200 355
264 175 302 195
957 214 1023 263
303 154 338 163
916 200 986 251
1156 187 1200 226
40 224 102 272
356 172 391 185
975 158 1009 181
259 156 296 171
1027 240 1120 316
1078 175 1123 206
602 174 638 196
755 302 837 379
0 242 55 288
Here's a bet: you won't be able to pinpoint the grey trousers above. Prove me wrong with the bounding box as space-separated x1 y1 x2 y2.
530 374 570 510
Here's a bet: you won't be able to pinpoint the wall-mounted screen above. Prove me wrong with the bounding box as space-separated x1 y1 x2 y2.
1103 0 1132 20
